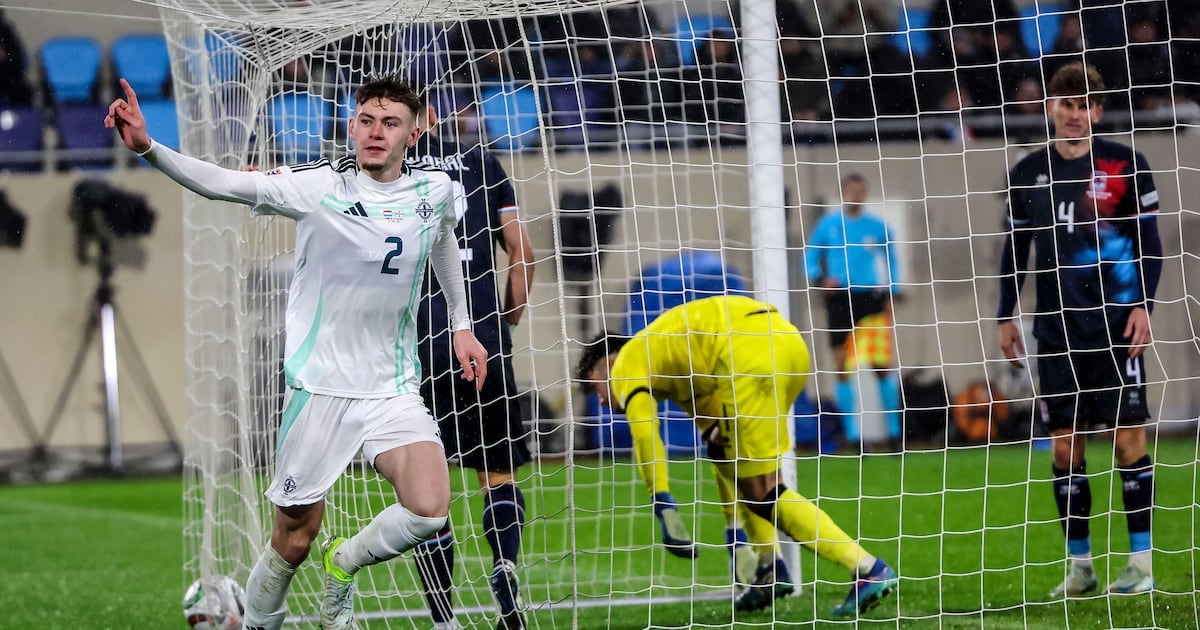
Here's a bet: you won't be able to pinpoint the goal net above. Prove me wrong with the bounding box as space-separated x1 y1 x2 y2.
158 0 1200 627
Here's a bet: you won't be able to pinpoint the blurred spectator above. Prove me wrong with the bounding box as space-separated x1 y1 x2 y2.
453 18 532 85
0 9 33 106
777 0 829 121
696 29 745 140
614 39 692 144
1126 6 1170 112
920 0 1020 110
1005 76 1048 141
1168 1 1200 103
927 83 974 142
1007 76 1044 117
605 4 663 40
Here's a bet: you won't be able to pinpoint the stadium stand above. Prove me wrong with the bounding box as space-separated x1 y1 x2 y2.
111 33 171 100
39 36 102 104
0 106 43 171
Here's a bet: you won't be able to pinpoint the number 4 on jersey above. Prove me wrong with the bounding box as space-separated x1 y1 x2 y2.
1057 201 1075 233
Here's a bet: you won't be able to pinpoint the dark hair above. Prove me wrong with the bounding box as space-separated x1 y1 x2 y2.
1047 62 1106 107
354 74 424 118
841 173 867 189
576 332 632 393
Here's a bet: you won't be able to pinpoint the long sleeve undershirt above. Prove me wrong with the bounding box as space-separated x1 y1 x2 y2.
141 139 471 330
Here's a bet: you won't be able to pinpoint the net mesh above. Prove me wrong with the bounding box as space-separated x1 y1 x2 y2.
154 0 1200 626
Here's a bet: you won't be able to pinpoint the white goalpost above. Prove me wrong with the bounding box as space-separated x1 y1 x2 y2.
144 0 1200 627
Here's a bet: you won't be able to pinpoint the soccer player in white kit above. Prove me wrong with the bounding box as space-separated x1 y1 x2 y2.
105 75 488 630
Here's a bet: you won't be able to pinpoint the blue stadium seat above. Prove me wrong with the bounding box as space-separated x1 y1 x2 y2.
479 82 540 151
267 92 331 163
140 100 180 152
55 104 114 169
674 13 735 66
0 107 44 172
112 34 171 99
892 5 933 58
192 31 244 86
625 250 749 334
40 36 102 103
1018 3 1063 56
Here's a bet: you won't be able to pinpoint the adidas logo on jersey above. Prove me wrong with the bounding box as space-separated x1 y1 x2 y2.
344 202 368 217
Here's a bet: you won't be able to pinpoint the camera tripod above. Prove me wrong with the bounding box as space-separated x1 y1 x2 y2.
0 344 38 450
32 241 182 477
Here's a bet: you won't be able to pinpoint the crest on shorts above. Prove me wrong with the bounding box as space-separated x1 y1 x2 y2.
283 476 297 495
416 199 434 223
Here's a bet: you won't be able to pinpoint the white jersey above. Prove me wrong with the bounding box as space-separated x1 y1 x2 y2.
253 158 458 398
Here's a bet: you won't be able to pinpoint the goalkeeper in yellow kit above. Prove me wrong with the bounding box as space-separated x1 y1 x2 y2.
577 295 898 617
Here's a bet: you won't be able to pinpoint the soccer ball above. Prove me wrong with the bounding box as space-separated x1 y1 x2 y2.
183 575 245 630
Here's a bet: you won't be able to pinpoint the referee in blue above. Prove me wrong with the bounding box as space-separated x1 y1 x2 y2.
804 173 903 450
407 97 536 630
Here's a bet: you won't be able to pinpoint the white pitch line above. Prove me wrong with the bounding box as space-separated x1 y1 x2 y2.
3 496 179 529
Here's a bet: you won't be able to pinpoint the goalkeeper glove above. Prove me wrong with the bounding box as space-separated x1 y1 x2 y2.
653 492 698 559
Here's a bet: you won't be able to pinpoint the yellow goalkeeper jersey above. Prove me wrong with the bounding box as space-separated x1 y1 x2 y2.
610 295 811 494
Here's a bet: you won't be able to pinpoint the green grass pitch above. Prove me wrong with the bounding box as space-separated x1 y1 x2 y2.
2 439 1197 629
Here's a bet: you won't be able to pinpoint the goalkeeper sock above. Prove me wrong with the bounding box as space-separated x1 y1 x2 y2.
877 371 902 440
336 504 446 574
483 483 526 567
244 545 298 630
834 379 860 444
413 523 456 625
750 484 871 574
1052 463 1093 566
1119 454 1154 572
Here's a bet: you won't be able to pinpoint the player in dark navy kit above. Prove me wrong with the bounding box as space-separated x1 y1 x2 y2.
996 63 1163 599
406 98 536 630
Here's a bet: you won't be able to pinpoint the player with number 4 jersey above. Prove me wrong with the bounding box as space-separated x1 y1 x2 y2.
996 62 1163 600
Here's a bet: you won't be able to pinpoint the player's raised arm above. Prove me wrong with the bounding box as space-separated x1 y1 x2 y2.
105 78 150 154
105 77 259 206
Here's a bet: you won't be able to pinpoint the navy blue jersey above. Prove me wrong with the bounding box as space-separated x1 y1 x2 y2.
408 134 519 374
999 138 1159 348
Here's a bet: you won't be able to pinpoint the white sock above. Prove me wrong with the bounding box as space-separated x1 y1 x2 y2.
1129 550 1152 573
243 546 299 630
854 554 878 577
335 504 446 575
1071 553 1094 570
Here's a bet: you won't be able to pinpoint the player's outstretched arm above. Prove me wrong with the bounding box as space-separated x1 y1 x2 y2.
105 78 258 205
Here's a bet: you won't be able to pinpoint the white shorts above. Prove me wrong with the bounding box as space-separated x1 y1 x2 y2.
265 389 443 507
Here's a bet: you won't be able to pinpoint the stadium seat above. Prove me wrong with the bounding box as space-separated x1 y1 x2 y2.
891 5 933 58
0 107 44 172
112 33 172 99
479 82 540 151
140 99 181 152
1018 4 1063 57
625 250 749 334
40 36 102 103
54 104 114 169
267 91 331 163
673 13 735 66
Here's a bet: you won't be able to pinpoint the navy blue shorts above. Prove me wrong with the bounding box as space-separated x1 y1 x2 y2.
420 354 532 472
1036 344 1150 432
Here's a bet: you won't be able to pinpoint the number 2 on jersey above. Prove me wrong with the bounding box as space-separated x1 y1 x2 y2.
380 236 403 275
